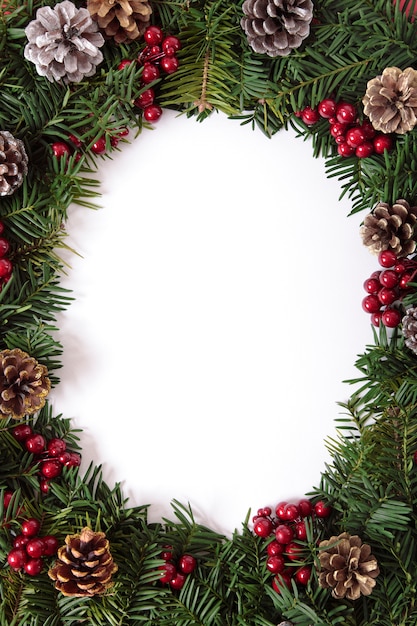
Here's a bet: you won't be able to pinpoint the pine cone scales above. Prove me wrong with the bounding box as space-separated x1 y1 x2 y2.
0 131 28 196
87 0 152 43
48 528 118 597
360 199 417 257
363 67 417 134
318 533 379 601
402 307 417 354
24 1 104 83
0 348 51 419
241 0 313 57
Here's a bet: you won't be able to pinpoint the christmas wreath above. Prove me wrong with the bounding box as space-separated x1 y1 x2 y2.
2 0 417 624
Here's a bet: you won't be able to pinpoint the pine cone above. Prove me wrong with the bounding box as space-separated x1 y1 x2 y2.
362 67 417 134
360 199 417 257
87 0 152 44
0 131 28 197
402 307 417 354
24 1 104 84
0 348 51 420
241 0 313 57
317 533 380 601
48 527 118 597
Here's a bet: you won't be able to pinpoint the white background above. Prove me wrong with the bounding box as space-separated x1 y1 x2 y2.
50 109 376 536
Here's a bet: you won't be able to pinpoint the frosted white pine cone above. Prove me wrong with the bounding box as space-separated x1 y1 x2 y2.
24 1 105 83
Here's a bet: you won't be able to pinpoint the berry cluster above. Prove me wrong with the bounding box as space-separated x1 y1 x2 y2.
297 98 394 159
128 25 181 123
157 545 197 590
12 424 81 494
5 513 59 576
252 498 331 593
0 220 12 289
362 249 417 327
51 126 129 161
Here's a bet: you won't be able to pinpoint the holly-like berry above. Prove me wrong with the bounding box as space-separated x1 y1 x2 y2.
42 535 59 557
170 572 187 590
178 554 197 574
12 424 33 442
24 557 43 576
21 518 41 537
141 62 160 84
144 25 164 46
51 141 71 158
362 294 381 314
283 503 299 521
91 137 106 155
160 55 179 74
337 142 355 157
0 237 9 257
355 141 374 158
272 571 292 593
336 102 357 124
285 541 303 562
275 524 294 544
13 535 29 549
275 501 288 519
134 88 155 109
47 438 66 457
26 537 45 559
380 269 399 288
373 133 393 154
118 59 132 70
3 490 14 509
159 562 176 583
144 105 163 122
40 459 62 479
25 434 46 455
266 540 284 556
301 106 320 125
162 35 181 55
266 554 285 574
314 501 331 518
7 547 27 570
295 565 312 585
382 307 402 328
253 516 273 537
378 249 398 268
0 258 12 278
295 521 307 540
346 127 366 147
318 98 337 119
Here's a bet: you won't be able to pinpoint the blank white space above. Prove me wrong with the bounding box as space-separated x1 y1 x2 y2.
50 110 376 535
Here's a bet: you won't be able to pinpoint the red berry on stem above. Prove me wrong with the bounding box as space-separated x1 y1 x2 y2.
25 434 46 455
47 438 66 457
144 104 163 122
267 540 284 556
134 88 155 109
266 554 285 574
41 459 62 479
0 258 12 278
159 561 176 583
283 503 299 521
253 516 273 537
3 490 13 509
39 478 51 494
371 311 382 326
42 535 59 557
91 136 106 155
378 249 397 268
337 142 355 157
118 59 132 70
178 554 197 574
275 501 288 519
170 572 187 590
285 541 303 562
360 120 376 139
363 277 381 294
141 62 160 83
314 501 331 518
24 558 43 576
295 565 312 585
275 524 294 544
0 237 9 257
318 98 337 118
336 102 357 124
382 307 402 328
51 141 71 158
13 535 29 549
7 547 27 570
295 521 307 540
160 55 179 74
272 571 292 593
330 122 346 138
144 25 164 45
400 272 414 290
373 133 393 154
362 294 381 314
26 538 45 559
162 35 181 54
301 106 319 125
380 270 399 288
65 452 81 467
346 127 365 147
12 424 33 442
21 518 41 537
378 287 397 306
355 141 374 158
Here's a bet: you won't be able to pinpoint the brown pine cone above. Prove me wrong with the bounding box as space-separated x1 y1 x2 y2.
48 527 118 597
360 199 417 257
0 348 51 419
402 307 417 354
241 0 313 57
87 0 152 43
363 67 417 134
317 532 379 601
0 131 28 196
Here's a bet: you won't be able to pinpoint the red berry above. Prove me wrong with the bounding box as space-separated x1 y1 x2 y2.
362 294 381 314
272 571 292 593
318 98 337 118
275 524 294 544
25 434 46 455
283 503 299 521
266 540 284 556
40 459 62 479
24 557 43 576
382 307 402 328
161 546 173 561
0 237 9 257
0 258 12 278
170 572 187 590
363 277 381 294
21 518 41 537
39 478 51 494
355 141 374 158
42 535 59 557
65 452 81 467
371 311 382 326
373 133 393 154
394 261 407 274
25 538 45 559
91 137 106 155
118 59 132 70
378 287 397 305
162 35 181 54
134 87 155 109
144 25 164 46
51 141 71 158
314 501 331 518
144 105 163 122
285 541 303 562
47 438 66 457
7 547 27 570
380 270 399 288
12 424 33 442
295 521 307 540
337 142 355 157
13 535 29 549
300 106 319 125
275 501 288 519
360 120 376 139
346 127 366 147
3 490 14 509
266 554 285 574
400 272 414 290
295 565 312 585
141 62 160 84
336 102 357 124
258 506 272 517
178 554 197 574
67 133 82 148
160 55 179 74
330 122 346 138
253 517 273 537
158 561 176 583
378 249 397 268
